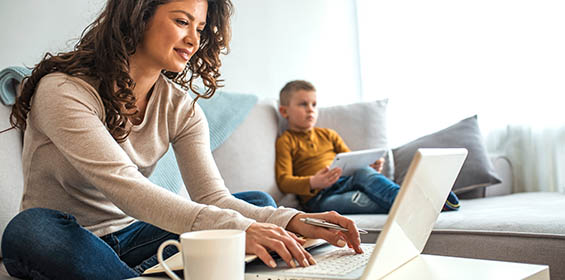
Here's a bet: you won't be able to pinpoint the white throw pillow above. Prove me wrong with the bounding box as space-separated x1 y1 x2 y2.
316 99 393 179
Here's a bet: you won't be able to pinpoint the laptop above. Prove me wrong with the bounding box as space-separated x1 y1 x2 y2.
245 148 468 280
329 148 388 176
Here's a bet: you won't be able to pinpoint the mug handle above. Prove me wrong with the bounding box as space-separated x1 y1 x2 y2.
157 240 183 280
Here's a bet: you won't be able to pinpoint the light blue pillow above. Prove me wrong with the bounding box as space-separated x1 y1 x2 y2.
149 91 257 193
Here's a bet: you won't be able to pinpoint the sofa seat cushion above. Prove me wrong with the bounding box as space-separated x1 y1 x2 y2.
348 192 565 235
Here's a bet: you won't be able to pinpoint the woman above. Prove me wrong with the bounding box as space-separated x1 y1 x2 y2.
1 0 362 279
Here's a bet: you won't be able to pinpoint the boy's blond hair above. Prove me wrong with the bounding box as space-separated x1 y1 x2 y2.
279 80 316 106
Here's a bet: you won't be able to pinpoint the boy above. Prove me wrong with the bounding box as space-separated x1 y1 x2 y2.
275 80 460 214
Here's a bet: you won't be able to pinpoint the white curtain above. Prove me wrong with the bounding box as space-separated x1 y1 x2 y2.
355 0 565 192
486 125 565 193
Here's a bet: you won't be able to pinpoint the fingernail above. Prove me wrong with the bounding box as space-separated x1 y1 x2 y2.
337 239 346 247
270 260 277 268
309 257 317 265
290 260 297 268
302 259 309 267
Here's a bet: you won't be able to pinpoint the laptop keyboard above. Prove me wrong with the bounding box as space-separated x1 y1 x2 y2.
280 244 374 276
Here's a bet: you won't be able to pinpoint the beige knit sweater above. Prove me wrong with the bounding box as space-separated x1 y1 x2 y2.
21 72 299 237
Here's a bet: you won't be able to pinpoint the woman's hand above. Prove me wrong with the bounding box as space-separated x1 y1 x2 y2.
309 167 342 190
286 212 363 254
245 222 316 268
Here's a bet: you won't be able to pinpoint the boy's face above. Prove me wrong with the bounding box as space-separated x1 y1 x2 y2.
280 89 318 132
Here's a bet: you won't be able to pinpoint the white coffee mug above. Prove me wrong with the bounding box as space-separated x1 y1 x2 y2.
157 229 246 280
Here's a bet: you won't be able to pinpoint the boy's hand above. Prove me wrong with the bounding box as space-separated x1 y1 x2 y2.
310 166 342 190
370 157 385 173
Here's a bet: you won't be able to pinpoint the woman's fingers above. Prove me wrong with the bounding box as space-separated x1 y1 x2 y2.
302 212 363 254
273 227 315 267
283 234 314 267
252 243 277 268
323 212 363 253
265 238 296 268
246 222 315 268
288 231 306 245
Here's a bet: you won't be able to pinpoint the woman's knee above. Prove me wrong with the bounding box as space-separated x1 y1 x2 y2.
2 208 76 257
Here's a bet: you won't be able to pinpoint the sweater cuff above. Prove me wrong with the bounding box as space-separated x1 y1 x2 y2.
265 206 304 229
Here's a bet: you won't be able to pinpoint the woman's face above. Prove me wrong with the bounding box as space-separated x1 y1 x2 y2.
134 0 208 74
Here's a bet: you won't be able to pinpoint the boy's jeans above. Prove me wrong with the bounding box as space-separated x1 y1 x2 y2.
305 167 400 214
1 191 276 280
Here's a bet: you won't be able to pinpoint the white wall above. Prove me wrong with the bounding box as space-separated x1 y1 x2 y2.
0 0 362 106
356 0 565 146
0 0 106 69
222 0 361 105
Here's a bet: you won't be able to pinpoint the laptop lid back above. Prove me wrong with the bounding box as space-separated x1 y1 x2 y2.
362 148 468 279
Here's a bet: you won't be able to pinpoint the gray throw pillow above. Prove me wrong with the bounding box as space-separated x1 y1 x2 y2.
392 115 501 199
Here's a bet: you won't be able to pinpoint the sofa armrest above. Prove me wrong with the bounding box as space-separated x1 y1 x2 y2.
485 155 513 197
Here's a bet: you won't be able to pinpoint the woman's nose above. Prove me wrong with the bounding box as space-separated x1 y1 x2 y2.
184 28 200 47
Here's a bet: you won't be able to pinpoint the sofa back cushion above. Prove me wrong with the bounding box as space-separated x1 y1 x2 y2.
212 100 285 202
213 99 393 208
0 104 24 258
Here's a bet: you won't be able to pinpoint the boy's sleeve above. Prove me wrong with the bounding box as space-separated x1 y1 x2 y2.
275 134 316 196
331 129 351 154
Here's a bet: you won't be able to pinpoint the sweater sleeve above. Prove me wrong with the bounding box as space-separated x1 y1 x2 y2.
330 129 351 154
275 133 315 196
171 102 300 230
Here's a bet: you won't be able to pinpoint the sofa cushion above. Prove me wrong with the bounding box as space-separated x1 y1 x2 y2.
0 105 24 259
393 115 501 198
212 100 286 203
350 192 565 235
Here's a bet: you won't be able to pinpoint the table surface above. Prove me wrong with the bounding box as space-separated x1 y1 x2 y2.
132 254 550 280
381 254 549 280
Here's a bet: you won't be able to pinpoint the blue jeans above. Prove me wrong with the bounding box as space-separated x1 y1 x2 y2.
1 191 276 280
305 167 400 214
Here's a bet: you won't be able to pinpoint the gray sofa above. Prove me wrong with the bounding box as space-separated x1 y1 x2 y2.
1 99 564 279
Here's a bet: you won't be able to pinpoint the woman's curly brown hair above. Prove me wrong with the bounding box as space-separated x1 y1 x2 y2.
9 0 233 142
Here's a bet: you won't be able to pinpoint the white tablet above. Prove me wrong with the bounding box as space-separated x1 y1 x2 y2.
329 148 387 177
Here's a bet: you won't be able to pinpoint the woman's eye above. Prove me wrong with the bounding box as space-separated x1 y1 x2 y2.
176 19 189 26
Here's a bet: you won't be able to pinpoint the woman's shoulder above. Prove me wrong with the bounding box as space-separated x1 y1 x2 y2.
155 74 201 113
155 74 205 124
157 74 194 102
38 72 95 90
35 72 103 108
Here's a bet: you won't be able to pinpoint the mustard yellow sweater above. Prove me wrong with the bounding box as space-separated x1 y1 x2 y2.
275 127 350 203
